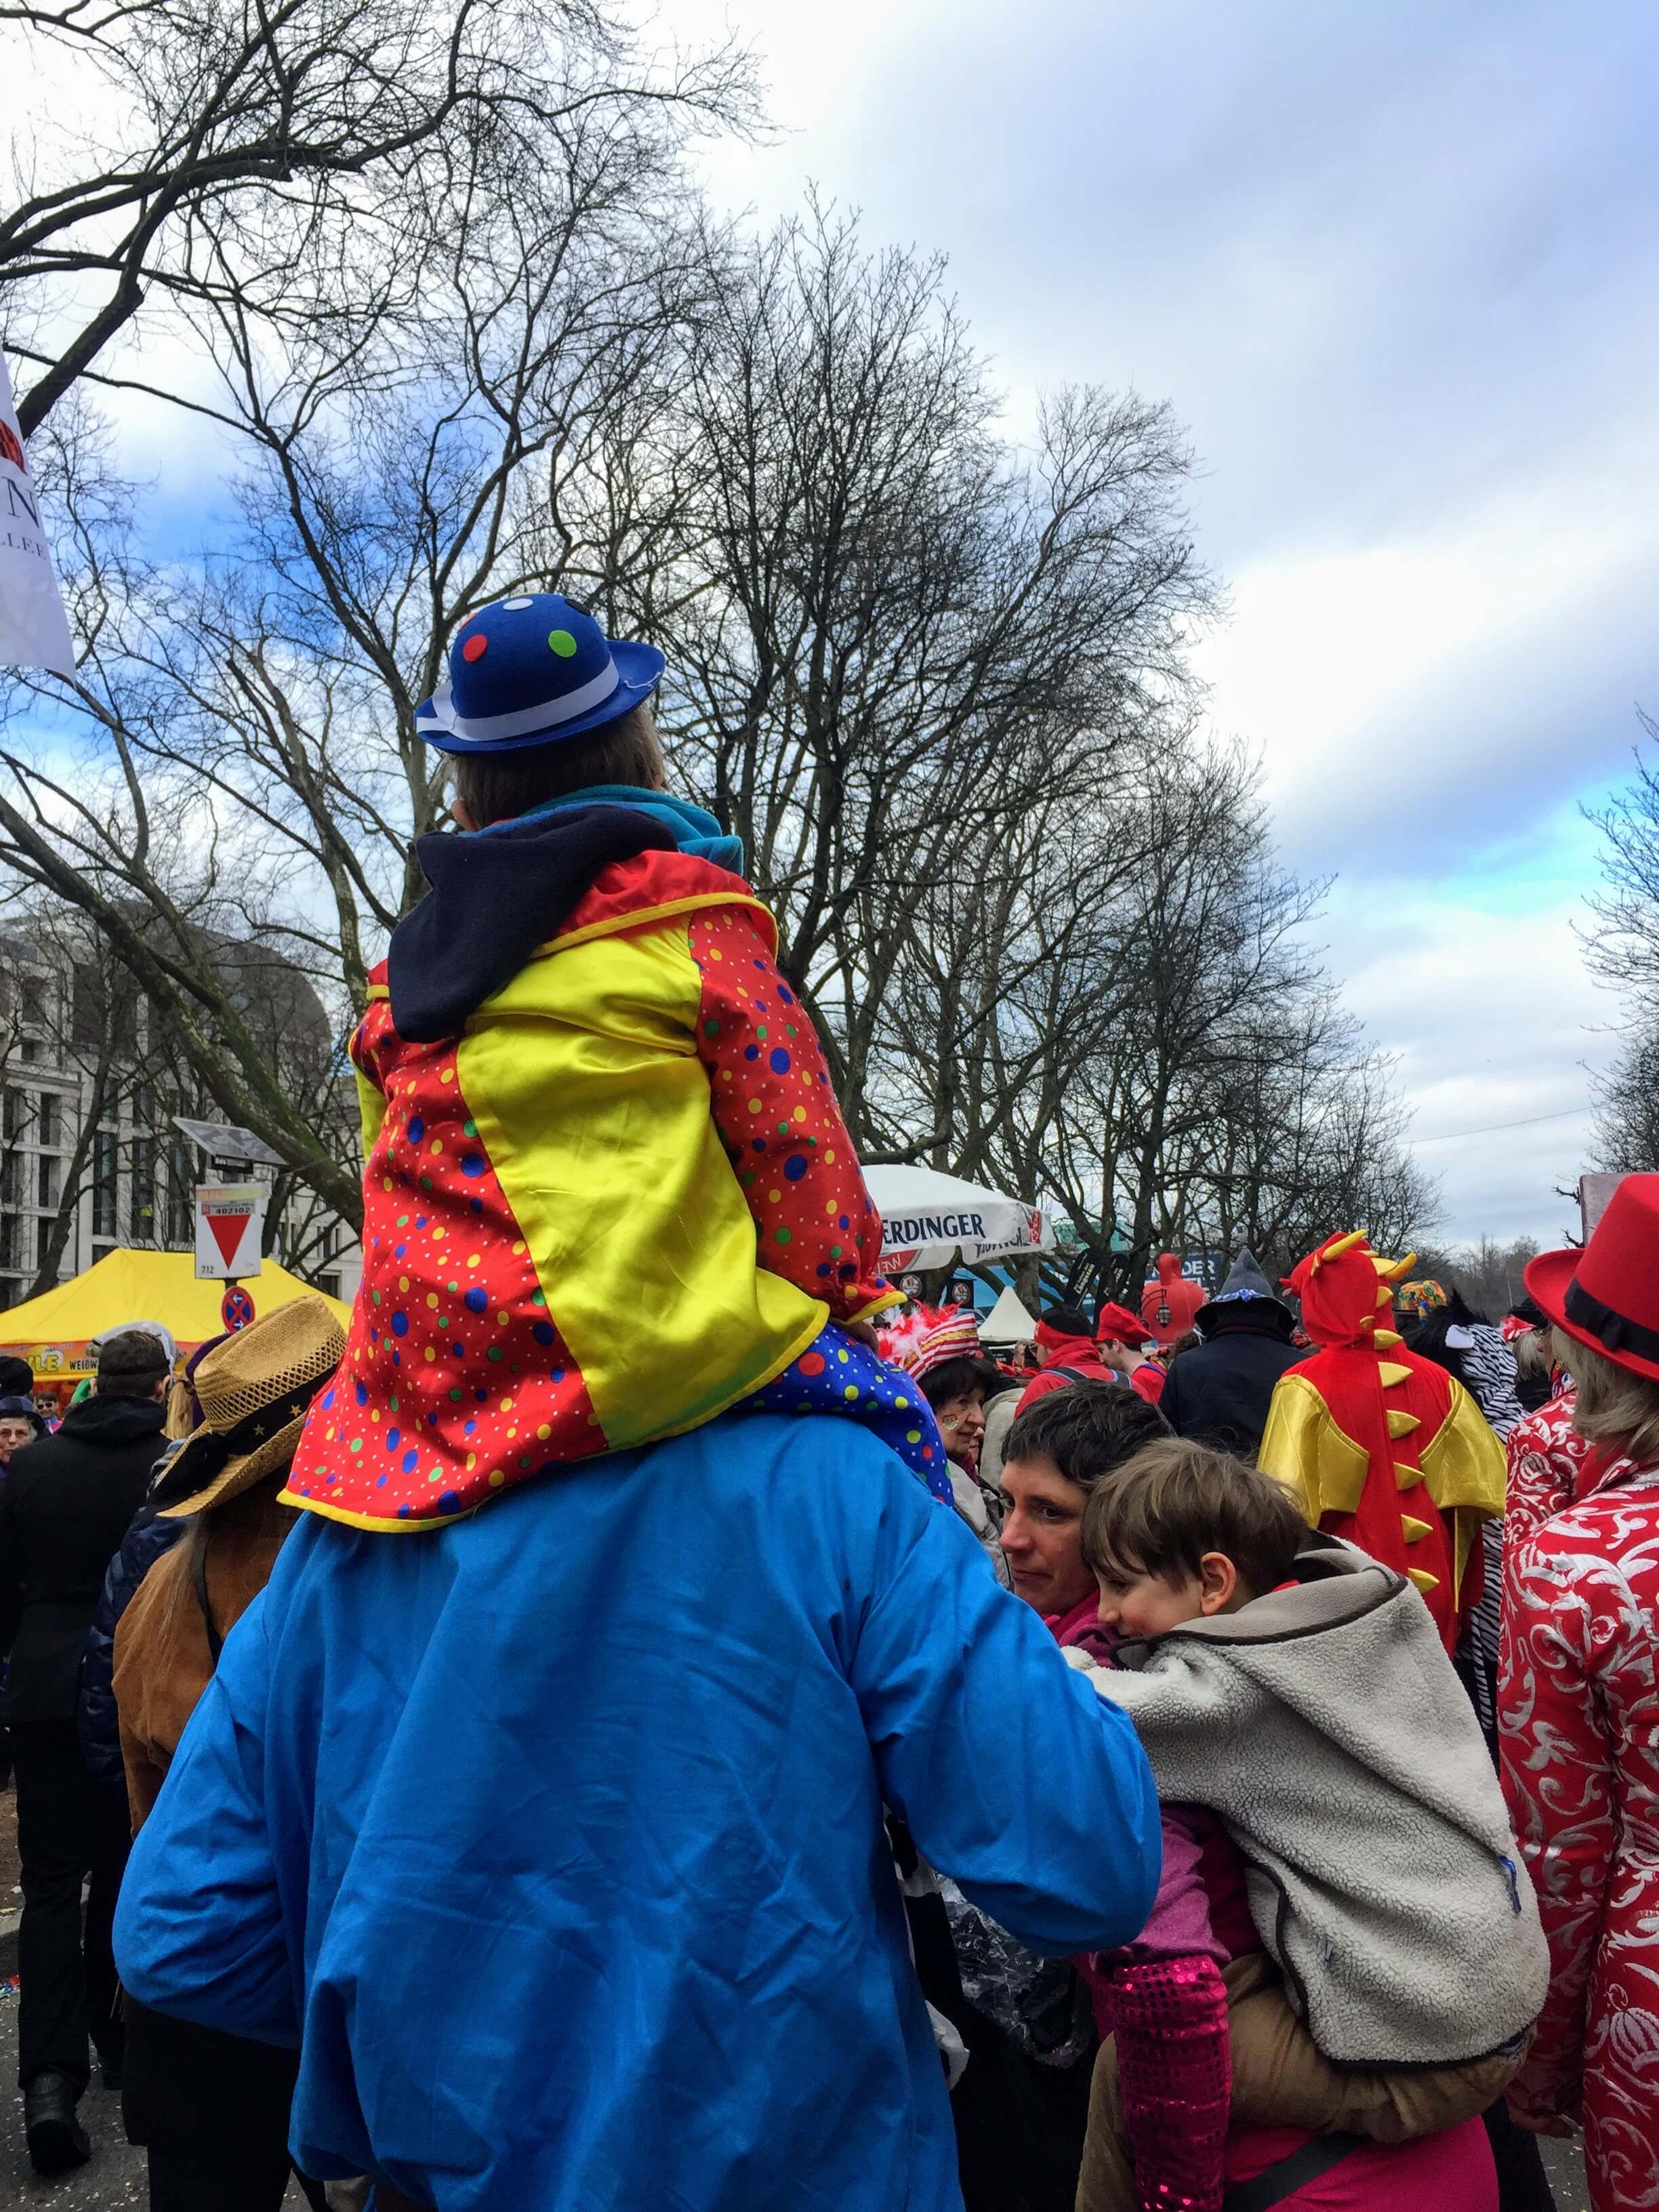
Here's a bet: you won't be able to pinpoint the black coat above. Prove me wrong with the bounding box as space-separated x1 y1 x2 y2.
1158 1313 1304 1462
0 1393 167 1724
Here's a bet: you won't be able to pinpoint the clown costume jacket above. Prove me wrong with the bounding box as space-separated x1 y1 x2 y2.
284 802 905 1529
1258 1233 1506 1652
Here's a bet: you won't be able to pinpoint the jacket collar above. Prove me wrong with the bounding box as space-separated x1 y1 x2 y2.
388 806 677 1042
57 1394 167 1446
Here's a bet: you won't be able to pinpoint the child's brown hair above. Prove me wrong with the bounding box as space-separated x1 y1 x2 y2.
1079 1437 1307 1599
449 702 666 827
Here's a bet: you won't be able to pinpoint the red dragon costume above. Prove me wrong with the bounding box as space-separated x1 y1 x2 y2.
1257 1231 1506 1652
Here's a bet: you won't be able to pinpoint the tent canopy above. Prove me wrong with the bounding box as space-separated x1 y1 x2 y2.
980 1285 1039 1344
0 1248 350 1379
865 1165 1054 1273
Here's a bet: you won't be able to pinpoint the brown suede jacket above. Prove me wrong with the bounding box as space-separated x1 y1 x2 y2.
112 1478 298 1830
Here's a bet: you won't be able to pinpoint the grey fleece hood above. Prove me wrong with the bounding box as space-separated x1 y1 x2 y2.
1071 1540 1548 2066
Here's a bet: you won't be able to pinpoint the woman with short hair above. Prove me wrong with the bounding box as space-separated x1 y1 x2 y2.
912 1309 1010 1566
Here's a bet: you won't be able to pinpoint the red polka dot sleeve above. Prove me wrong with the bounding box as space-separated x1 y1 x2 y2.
689 907 899 1326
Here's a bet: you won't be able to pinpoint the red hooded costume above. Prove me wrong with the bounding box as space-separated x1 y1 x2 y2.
1257 1231 1505 1652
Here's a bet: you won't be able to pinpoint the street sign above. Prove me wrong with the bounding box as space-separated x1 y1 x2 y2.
194 1183 266 1279
173 1115 286 1169
220 1284 257 1332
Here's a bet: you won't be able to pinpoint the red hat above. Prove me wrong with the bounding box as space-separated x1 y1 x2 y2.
1094 1302 1146 1345
1526 1174 1659 1385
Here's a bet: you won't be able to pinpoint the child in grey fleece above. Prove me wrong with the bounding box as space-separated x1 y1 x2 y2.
1066 1435 1548 2212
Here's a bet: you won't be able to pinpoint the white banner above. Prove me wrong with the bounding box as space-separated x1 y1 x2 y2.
0 355 75 680
865 1164 1054 1273
194 1183 266 1279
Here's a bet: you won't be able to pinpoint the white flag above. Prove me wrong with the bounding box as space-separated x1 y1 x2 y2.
0 354 76 680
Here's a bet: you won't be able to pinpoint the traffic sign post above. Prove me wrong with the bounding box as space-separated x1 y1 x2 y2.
194 1183 266 1280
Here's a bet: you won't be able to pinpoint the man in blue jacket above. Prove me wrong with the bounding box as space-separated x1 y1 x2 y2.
115 1412 1160 2211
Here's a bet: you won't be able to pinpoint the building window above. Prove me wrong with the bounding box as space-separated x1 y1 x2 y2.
36 1153 59 1212
0 1149 19 1208
1 1090 19 1143
165 1147 194 1248
314 1272 342 1300
0 1212 26 1273
92 1130 119 1240
37 1092 59 1150
131 1136 157 1240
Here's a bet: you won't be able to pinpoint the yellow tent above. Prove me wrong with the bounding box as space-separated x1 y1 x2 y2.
0 1248 350 1383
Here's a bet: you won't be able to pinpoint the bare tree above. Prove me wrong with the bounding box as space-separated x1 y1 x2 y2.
607 200 1216 1139
1412 1235 1541 1319
1592 1027 1659 1174
1584 708 1659 1010
1 0 756 432
0 9 756 1227
1582 708 1659 1178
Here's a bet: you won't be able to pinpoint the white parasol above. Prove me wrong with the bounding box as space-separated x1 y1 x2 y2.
865 1165 1054 1273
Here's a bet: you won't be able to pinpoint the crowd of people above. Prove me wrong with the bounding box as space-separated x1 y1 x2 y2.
0 592 1652 2212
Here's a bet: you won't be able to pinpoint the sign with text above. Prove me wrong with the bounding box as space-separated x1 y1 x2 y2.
0 354 75 679
194 1183 266 1279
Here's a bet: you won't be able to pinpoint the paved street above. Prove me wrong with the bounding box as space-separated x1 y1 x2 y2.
0 1990 312 2207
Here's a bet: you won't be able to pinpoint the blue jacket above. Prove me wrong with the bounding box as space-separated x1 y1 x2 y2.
115 1413 1160 2212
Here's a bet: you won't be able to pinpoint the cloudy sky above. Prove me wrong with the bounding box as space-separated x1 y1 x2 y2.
674 0 1659 1246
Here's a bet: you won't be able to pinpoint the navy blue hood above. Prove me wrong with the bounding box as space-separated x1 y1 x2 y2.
388 806 677 1043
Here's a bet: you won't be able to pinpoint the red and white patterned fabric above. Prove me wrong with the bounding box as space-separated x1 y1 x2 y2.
1502 1386 1592 1553
1499 1442 1659 2207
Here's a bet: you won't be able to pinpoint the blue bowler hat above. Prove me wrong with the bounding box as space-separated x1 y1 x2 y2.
415 592 665 755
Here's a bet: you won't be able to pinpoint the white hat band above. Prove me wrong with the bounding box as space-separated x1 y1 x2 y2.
418 657 621 744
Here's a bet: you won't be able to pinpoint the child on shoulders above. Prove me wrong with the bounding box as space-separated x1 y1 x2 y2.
1057 1432 1547 2212
287 593 945 1529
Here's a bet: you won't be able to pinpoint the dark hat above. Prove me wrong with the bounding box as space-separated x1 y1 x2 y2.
416 592 665 756
1525 1174 1659 1386
1039 1304 1094 1342
1195 1246 1294 1338
0 1355 33 1397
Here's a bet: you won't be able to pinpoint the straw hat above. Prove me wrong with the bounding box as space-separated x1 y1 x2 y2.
159 1296 346 1518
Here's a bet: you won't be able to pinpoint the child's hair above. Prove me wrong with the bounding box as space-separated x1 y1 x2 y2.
1080 1437 1307 1597
1001 1379 1168 1492
449 701 666 827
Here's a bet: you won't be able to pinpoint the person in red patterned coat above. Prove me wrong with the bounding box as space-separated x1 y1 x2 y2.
1499 1173 1659 2209
1502 1376 1589 1554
